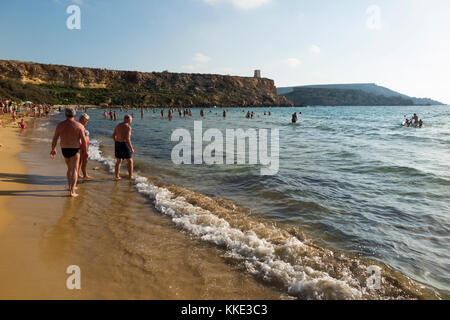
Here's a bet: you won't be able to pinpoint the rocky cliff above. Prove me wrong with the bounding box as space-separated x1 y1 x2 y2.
0 60 292 107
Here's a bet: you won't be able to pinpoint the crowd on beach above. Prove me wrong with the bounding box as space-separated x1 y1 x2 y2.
0 98 54 149
1 98 52 121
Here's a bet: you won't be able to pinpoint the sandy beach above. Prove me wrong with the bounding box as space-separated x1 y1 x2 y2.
0 120 26 234
0 115 284 299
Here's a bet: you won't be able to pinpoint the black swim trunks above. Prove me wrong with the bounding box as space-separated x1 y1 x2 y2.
115 141 132 159
61 148 80 159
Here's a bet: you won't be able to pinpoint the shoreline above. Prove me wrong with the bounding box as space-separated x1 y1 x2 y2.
0 112 444 300
0 115 284 300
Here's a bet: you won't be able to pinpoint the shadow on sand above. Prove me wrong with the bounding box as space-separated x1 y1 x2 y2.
0 190 66 198
0 173 66 186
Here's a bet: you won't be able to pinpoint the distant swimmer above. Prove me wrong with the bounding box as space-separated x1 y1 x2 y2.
50 107 88 197
200 109 205 117
419 119 423 128
112 115 135 180
292 112 298 123
161 109 164 118
223 110 227 117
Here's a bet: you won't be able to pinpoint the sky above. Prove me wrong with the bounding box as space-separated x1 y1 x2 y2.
1 0 449 103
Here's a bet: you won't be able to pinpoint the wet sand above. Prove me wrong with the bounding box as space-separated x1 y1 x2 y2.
0 118 284 299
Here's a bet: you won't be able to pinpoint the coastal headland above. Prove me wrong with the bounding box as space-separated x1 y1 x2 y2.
0 60 293 108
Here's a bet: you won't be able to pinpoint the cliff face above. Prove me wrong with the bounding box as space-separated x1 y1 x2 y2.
0 60 292 107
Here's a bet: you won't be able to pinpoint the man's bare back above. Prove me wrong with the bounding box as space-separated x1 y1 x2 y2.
50 108 88 198
113 122 132 143
113 115 134 180
55 119 85 148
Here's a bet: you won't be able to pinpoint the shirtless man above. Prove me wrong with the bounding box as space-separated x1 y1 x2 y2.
50 108 88 198
112 115 135 180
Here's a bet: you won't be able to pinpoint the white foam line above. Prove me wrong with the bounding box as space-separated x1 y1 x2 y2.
134 175 368 299
88 139 116 173
87 140 381 300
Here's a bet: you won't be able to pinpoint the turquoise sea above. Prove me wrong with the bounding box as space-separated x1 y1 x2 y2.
46 105 450 299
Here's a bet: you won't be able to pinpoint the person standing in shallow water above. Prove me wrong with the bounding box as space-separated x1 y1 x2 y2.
78 113 91 180
112 115 135 180
50 108 88 198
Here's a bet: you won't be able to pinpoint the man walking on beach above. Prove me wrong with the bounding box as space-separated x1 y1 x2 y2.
113 115 135 180
50 108 88 198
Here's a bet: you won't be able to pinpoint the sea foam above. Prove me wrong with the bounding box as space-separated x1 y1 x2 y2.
87 140 419 300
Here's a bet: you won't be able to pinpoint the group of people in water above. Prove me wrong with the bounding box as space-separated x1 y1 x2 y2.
100 105 280 122
403 113 424 128
1 98 428 198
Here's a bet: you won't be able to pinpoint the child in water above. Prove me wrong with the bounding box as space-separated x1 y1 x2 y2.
18 119 27 129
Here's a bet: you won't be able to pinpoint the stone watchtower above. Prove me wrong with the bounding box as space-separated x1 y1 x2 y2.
254 70 261 78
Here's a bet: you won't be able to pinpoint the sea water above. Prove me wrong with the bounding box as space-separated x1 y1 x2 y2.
46 105 450 299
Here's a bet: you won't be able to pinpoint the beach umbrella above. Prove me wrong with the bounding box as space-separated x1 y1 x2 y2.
23 101 33 104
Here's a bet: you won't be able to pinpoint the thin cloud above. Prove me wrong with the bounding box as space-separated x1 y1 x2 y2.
193 53 211 63
310 45 321 54
203 0 271 9
284 58 301 68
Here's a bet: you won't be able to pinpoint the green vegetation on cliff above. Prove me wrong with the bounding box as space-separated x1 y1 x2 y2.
0 60 292 107
0 78 54 103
